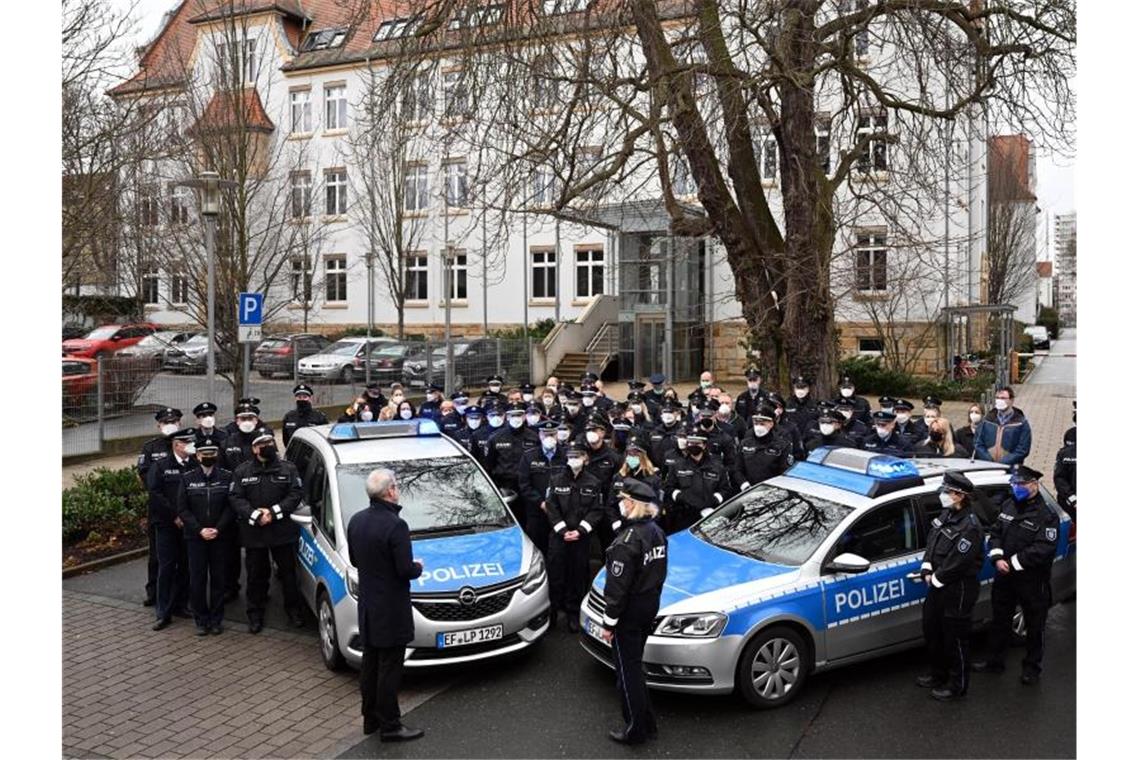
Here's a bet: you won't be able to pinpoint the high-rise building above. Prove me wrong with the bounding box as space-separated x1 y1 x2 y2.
1053 212 1077 325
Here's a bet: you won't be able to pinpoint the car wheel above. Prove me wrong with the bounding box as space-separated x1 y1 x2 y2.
258 370 271 379
340 366 354 384
736 626 809 709
317 591 346 671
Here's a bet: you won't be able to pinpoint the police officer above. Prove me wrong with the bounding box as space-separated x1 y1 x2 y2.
339 382 387 422
834 376 872 426
805 409 857 452
863 410 914 457
456 405 490 463
600 479 667 745
482 375 506 406
546 442 604 631
524 402 544 431
146 427 197 630
193 402 221 441
785 375 819 436
519 382 537 406
735 367 767 422
176 433 233 636
561 390 588 439
663 431 730 533
221 402 262 600
893 399 927 448
418 384 445 423
220 398 273 437
767 393 806 461
485 403 540 525
609 437 664 534
648 400 685 470
835 397 870 447
626 391 655 433
138 407 181 607
972 465 1059 685
1054 422 1076 523
517 420 564 559
735 406 795 490
228 428 305 633
645 373 668 410
694 401 737 473
282 384 328 447
916 470 984 700
581 414 623 547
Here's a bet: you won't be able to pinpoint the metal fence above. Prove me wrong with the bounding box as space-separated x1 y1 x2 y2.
62 337 534 458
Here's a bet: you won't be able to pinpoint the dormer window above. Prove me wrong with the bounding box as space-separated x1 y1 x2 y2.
301 28 347 52
448 4 504 31
375 15 423 42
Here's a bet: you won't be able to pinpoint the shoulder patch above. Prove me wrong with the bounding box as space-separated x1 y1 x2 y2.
957 538 972 554
1045 527 1057 541
610 560 624 577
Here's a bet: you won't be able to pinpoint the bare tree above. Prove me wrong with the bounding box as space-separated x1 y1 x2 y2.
986 140 1038 308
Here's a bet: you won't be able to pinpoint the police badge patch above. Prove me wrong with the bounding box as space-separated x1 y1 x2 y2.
958 538 972 554
1045 527 1057 541
611 561 624 577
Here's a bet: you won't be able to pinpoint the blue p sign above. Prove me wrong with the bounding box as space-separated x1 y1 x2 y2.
238 292 263 325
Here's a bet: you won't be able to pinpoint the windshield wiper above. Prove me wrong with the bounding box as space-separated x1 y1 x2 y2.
410 522 507 536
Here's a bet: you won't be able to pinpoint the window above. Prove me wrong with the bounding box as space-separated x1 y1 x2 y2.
216 38 257 85
855 231 888 292
325 256 347 302
443 70 468 118
575 247 604 299
816 120 831 174
290 171 312 218
443 159 468 207
857 337 885 354
449 4 504 29
141 263 160 305
404 163 429 212
325 84 347 130
405 254 428 301
402 71 431 122
445 250 468 300
856 110 889 174
532 166 556 207
855 0 870 57
542 0 589 14
831 500 918 564
170 270 189 305
672 154 696 197
290 89 312 133
169 187 190 225
325 168 348 215
140 189 160 227
531 248 557 298
301 28 347 51
291 257 312 302
755 130 778 181
532 57 560 110
375 15 423 41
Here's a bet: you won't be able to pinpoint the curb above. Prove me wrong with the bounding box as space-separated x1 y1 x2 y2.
62 547 149 579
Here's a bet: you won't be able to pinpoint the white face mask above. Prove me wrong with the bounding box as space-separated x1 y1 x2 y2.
489 384 502 394
676 436 688 450
160 423 179 436
718 404 731 416
840 388 854 398
582 396 595 407
466 417 481 430
939 492 956 508
392 395 405 405
969 412 983 424
895 413 910 424
508 416 524 429
399 409 413 420
840 409 853 420
556 429 570 442
526 413 540 425
359 409 374 422
630 404 643 415
753 425 769 437
567 457 584 471
237 420 257 434
924 414 938 425
184 443 196 456
488 415 504 428
747 381 760 392
455 403 468 414
542 397 555 407
199 416 215 429
995 399 1010 411
819 423 836 436
586 431 601 445
522 393 534 403
794 388 809 399
661 412 676 425
541 435 557 451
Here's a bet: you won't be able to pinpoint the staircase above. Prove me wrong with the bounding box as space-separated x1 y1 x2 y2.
552 322 619 381
552 352 591 381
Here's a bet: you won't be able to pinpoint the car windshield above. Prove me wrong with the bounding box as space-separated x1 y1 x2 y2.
325 341 365 356
183 335 208 347
431 343 469 357
258 339 287 349
336 455 513 535
135 333 176 349
693 485 853 566
85 326 118 340
374 345 409 357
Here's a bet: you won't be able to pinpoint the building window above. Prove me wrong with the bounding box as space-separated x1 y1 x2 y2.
816 121 831 174
855 0 870 57
140 189 160 227
216 38 257 85
403 72 432 123
375 15 423 41
405 254 428 301
855 231 888 292
141 263 160 305
291 258 312 302
325 84 347 130
755 131 778 181
443 159 468 207
856 111 889 174
170 270 189 305
325 256 347 302
325 168 348 215
449 3 504 30
290 89 312 133
445 251 468 300
575 247 604 299
404 163 429 212
301 28 347 51
857 337 884 355
574 146 602 197
532 56 560 110
532 166 556 207
443 70 469 118
290 171 312 218
169 187 191 225
531 248 557 298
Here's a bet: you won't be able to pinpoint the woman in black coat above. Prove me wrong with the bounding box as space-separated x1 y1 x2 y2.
609 438 664 531
953 403 984 455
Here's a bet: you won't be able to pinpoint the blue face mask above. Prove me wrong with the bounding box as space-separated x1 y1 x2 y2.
625 455 641 470
1011 484 1031 501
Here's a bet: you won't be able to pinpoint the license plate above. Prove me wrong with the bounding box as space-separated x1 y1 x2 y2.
436 624 504 649
409 379 426 388
583 618 609 645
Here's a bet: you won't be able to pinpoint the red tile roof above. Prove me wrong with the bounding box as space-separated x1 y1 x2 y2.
190 87 276 133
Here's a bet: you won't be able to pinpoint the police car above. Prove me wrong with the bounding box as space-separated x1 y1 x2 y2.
285 420 551 670
578 447 1076 708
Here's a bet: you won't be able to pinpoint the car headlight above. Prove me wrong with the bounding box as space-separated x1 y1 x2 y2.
521 551 546 595
345 566 359 600
654 612 727 638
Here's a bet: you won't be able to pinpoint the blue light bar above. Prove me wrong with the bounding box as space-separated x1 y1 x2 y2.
866 456 920 479
785 449 924 497
327 420 441 442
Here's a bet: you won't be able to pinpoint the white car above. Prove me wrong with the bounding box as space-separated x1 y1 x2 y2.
296 337 396 383
1023 325 1050 350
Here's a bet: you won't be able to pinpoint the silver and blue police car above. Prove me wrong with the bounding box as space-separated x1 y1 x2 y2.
579 447 1076 708
285 420 551 670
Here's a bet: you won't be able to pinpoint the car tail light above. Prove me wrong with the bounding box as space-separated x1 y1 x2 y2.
273 346 291 355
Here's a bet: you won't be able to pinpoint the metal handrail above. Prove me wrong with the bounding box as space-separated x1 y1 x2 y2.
584 323 618 372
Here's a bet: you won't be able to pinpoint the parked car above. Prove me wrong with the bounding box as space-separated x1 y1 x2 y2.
62 323 88 341
401 338 520 391
1023 325 1050 350
63 356 157 415
252 334 331 379
114 331 194 369
62 323 158 358
297 337 397 383
356 342 428 385
162 333 240 374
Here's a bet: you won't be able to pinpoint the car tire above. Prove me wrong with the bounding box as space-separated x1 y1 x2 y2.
340 366 354 384
736 626 809 709
258 370 271 379
317 590 346 671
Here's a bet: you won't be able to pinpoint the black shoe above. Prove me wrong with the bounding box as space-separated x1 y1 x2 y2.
930 687 964 701
210 624 224 635
609 729 647 745
152 618 172 631
971 661 1004 674
567 616 580 634
195 626 210 636
915 674 945 689
287 611 305 628
248 619 263 634
142 597 156 607
173 608 192 619
380 725 424 742
1020 672 1040 685
363 720 381 736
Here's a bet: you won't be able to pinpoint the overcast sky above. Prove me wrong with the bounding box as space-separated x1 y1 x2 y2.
123 0 1075 254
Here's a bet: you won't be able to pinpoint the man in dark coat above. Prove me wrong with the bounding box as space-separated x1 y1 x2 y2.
346 469 425 742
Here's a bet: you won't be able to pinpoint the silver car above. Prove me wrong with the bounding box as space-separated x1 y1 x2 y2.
286 420 551 670
297 337 396 383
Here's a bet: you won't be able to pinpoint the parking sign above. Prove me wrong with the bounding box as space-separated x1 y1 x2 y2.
237 292 263 342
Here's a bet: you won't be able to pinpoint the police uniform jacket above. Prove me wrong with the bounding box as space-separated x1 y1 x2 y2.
221 429 259 471
545 468 604 536
834 394 872 425
920 506 984 588
176 465 235 540
776 417 807 461
602 518 668 630
580 441 623 502
842 417 871 447
137 436 171 482
696 422 738 472
456 424 492 464
228 458 303 548
346 498 423 648
146 452 196 526
1053 440 1076 510
517 445 565 508
439 411 463 439
485 426 540 484
785 395 819 435
805 430 857 452
861 429 914 458
735 388 768 422
282 406 329 446
988 493 1059 579
648 422 684 468
894 418 927 450
665 453 730 513
734 431 794 488
417 399 442 423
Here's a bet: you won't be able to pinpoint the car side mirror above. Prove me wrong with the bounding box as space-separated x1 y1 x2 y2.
291 504 313 526
826 552 871 574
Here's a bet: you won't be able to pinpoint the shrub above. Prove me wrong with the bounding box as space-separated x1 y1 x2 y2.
62 467 148 543
489 318 559 342
838 356 994 403
1036 307 1060 339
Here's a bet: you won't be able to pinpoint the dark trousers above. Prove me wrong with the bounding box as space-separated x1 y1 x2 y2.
154 523 188 622
985 574 1051 676
612 615 657 741
186 536 229 627
145 521 158 601
245 543 301 620
524 502 551 557
547 532 592 614
224 531 243 594
360 644 405 730
922 579 979 694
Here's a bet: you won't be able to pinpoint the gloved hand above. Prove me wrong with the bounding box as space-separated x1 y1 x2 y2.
700 507 714 518
739 482 750 492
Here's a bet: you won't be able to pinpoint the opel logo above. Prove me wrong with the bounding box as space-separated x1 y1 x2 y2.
458 587 478 606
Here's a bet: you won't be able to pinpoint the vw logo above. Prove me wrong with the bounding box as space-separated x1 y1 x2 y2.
457 587 478 606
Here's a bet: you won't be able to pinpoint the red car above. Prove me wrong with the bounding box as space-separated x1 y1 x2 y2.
62 323 158 358
62 356 157 415
62 358 98 410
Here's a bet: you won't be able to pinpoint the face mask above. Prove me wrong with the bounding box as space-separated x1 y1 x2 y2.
929 431 944 443
652 383 664 391
995 399 1010 411
924 415 937 425
582 396 595 407
718 404 731 416
543 397 555 407
556 429 570 442
184 443 196 456
565 404 580 415
969 411 983 424
399 409 413 420
676 437 688 450
876 426 891 440
664 394 677 403
819 423 835 436
488 415 504 428
199 416 215 429
840 409 853 420
359 409 374 422
586 430 601 445
508 416 524 429
939 492 956 508
541 435 557 451
258 445 278 462
297 400 312 411
567 457 584 471
237 420 257 434
700 380 712 389
686 443 704 456
467 417 481 430
754 425 770 437
522 393 534 403
455 403 468 414
198 454 218 468
160 423 179 436
625 455 641 470
661 412 675 425
840 388 854 398
794 388 809 399
895 413 910 424
747 381 760 392
489 384 502 394
1011 484 1031 501
700 418 715 430
630 404 643 415
526 413 540 425
392 395 405 405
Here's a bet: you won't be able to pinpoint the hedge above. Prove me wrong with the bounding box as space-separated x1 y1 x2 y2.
837 356 995 402
62 467 148 544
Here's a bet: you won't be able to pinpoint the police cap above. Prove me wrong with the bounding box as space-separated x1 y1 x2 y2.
1010 464 1043 483
893 399 915 412
941 470 975 494
155 407 182 422
839 375 855 388
767 392 786 409
752 405 776 422
585 412 609 430
192 402 217 417
450 390 469 402
486 374 504 385
234 403 260 417
365 381 381 391
627 391 645 403
648 372 666 385
923 395 942 409
464 405 484 418
819 410 845 424
564 389 582 401
878 395 897 407
627 379 646 391
293 383 314 397
536 420 559 433
238 397 261 406
171 427 197 443
792 375 810 388
505 402 527 416
872 410 896 423
427 383 444 393
520 382 536 394
195 433 222 452
834 397 856 410
251 427 275 447
582 371 600 383
619 478 658 505
567 441 589 456
745 367 761 379
625 436 648 453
